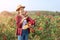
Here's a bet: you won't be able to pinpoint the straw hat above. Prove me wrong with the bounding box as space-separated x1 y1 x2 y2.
16 5 25 11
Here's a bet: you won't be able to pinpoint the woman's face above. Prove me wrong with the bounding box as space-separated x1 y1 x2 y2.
19 8 24 12
18 8 27 17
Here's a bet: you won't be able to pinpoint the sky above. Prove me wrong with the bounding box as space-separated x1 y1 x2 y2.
0 0 60 12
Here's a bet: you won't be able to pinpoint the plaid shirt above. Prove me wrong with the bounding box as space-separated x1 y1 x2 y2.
15 15 35 35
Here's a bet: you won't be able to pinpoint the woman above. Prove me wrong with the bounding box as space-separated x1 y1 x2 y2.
15 5 35 40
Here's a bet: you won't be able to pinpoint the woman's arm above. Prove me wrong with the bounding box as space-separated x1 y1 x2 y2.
27 17 35 25
14 15 24 28
19 18 25 24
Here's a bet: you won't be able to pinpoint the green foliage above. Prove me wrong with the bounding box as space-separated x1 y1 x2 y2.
0 12 60 40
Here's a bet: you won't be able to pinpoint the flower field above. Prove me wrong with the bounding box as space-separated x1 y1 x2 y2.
0 11 60 40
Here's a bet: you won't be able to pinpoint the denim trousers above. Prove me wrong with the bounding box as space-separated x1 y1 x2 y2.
18 29 28 40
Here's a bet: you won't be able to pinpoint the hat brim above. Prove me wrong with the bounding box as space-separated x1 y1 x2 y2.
16 6 25 11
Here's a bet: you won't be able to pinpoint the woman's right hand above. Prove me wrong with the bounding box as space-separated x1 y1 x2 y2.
19 14 27 25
